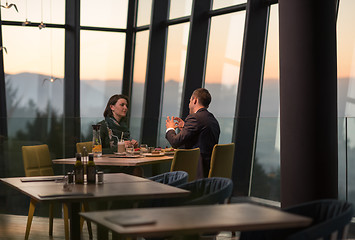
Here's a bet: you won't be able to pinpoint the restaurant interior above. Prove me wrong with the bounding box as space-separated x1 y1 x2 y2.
1 0 355 239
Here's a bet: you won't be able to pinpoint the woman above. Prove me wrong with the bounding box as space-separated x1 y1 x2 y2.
99 94 138 154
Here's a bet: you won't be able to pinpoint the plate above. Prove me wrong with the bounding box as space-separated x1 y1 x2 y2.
113 152 126 156
144 153 165 157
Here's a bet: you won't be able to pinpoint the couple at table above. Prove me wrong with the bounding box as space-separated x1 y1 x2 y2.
100 88 220 179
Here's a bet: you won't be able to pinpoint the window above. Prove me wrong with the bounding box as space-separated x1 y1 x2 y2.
205 11 245 144
158 23 190 147
80 30 125 139
130 31 150 142
251 5 280 201
81 0 128 28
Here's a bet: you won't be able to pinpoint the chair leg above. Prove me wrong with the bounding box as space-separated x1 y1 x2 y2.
25 198 37 240
48 203 53 236
63 203 69 240
81 202 93 239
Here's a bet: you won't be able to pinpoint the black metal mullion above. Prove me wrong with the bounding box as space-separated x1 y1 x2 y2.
0 13 7 139
122 0 137 99
181 0 213 119
231 0 270 196
64 0 81 158
140 0 169 146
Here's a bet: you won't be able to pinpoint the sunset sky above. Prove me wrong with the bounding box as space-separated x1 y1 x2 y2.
1 0 354 84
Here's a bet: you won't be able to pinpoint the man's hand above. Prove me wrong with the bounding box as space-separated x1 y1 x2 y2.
166 116 176 129
174 117 184 130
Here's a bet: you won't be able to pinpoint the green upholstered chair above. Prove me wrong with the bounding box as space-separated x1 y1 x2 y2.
76 141 93 155
208 143 235 179
22 144 92 240
170 148 200 182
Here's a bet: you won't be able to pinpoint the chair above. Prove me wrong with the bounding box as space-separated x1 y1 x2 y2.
170 148 200 181
148 171 189 187
160 177 233 207
239 199 354 240
208 143 235 178
76 141 93 155
22 144 92 240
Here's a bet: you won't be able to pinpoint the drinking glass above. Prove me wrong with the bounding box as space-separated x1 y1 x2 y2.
140 144 148 155
126 146 134 156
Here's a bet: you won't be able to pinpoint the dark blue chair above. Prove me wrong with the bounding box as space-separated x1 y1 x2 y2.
239 199 354 240
160 177 233 207
148 171 189 187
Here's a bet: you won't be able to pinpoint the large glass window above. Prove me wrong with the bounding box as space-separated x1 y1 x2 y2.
212 0 246 10
80 31 125 139
81 0 128 28
337 0 355 203
250 5 280 201
136 0 152 27
205 11 245 144
169 0 192 19
0 0 65 24
158 23 190 147
2 25 65 177
130 31 150 142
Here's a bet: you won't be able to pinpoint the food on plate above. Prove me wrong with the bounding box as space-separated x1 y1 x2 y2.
151 150 161 155
164 147 175 152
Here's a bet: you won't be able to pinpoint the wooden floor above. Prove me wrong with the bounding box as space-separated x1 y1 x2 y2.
0 214 96 240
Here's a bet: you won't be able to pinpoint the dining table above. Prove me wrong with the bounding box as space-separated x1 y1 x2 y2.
80 203 312 240
0 173 189 240
52 153 174 177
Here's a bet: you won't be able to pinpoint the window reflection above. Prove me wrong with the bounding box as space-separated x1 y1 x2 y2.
337 0 355 202
80 30 125 139
169 0 192 19
130 31 150 141
158 23 189 147
205 12 245 144
212 0 246 10
0 0 65 24
81 0 128 28
137 0 152 27
251 5 280 201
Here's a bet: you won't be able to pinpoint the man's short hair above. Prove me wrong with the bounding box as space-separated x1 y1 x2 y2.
193 88 211 108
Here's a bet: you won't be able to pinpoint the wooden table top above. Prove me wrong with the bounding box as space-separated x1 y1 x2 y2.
0 173 189 203
52 154 173 166
80 203 312 238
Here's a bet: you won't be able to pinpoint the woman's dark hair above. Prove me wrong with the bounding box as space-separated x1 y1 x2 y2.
192 88 211 108
103 94 129 117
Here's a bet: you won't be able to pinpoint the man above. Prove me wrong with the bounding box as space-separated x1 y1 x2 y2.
165 88 220 178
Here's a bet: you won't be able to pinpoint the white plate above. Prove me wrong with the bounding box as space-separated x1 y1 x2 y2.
144 153 165 157
113 152 126 156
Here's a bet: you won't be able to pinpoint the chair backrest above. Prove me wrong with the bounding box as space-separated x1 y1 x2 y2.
208 143 235 178
22 144 54 177
239 199 354 240
160 177 233 207
170 148 200 181
286 199 354 240
148 171 189 187
76 141 93 155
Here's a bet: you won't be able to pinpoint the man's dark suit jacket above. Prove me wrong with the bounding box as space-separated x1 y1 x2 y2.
165 108 220 178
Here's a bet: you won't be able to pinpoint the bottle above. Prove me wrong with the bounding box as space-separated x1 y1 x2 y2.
87 153 96 184
74 153 84 184
92 124 102 157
